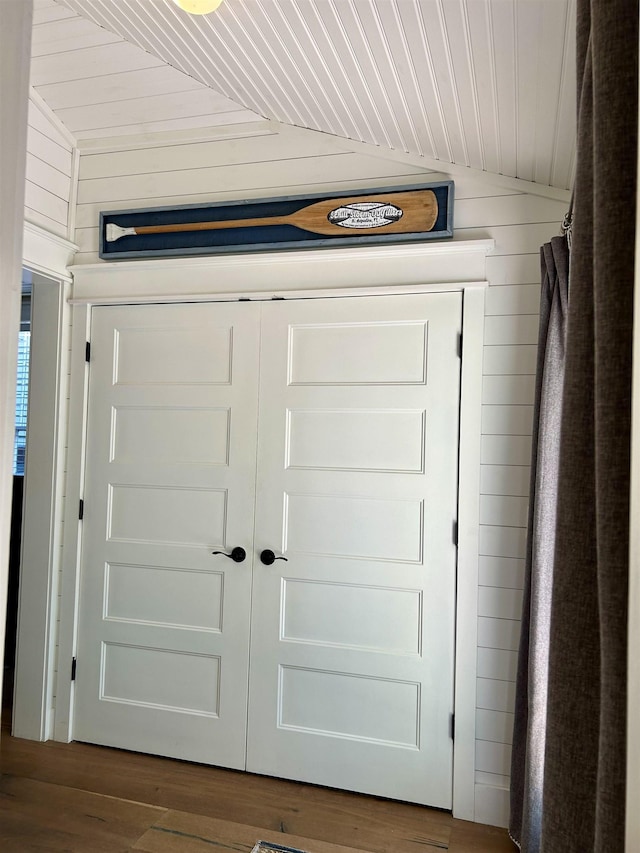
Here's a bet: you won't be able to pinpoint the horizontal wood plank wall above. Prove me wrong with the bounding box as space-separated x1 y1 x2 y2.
474 218 546 827
66 126 565 827
26 97 73 238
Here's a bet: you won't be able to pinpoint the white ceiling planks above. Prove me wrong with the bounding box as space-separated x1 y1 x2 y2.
513 0 576 188
31 0 263 140
545 0 577 189
34 0 575 190
38 67 208 112
32 5 77 26
30 19 123 58
43 88 260 140
30 41 166 88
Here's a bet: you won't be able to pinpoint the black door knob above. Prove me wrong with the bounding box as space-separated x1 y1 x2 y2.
260 549 288 565
212 546 246 562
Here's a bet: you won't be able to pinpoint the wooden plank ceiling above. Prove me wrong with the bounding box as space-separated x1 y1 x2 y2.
32 0 576 190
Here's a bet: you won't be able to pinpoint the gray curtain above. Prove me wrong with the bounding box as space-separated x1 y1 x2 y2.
511 1 637 851
510 236 569 852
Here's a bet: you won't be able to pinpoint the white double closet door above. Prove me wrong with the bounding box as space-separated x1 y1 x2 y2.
73 292 462 809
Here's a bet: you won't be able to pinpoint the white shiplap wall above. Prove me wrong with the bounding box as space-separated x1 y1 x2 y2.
26 95 74 238
66 123 564 827
476 272 538 825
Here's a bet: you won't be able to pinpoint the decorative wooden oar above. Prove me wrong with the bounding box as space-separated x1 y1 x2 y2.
105 190 438 242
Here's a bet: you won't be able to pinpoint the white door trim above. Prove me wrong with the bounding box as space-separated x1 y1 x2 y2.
12 275 70 741
11 220 78 742
68 280 487 307
68 239 494 304
454 286 486 819
54 302 90 742
56 240 491 821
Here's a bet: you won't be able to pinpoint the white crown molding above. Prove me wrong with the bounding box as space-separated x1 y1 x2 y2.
23 220 78 282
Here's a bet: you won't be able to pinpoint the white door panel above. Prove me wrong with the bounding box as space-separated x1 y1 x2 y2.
74 302 260 768
247 294 462 807
75 293 461 808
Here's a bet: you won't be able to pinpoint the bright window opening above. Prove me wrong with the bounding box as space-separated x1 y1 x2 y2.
14 271 31 476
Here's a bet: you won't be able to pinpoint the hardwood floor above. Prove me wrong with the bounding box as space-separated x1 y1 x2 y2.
1 709 515 853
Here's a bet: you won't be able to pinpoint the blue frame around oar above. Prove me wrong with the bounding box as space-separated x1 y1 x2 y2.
99 181 454 260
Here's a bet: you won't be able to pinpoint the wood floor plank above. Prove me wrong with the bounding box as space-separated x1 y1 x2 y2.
0 731 514 852
0 774 166 852
133 811 376 853
0 736 452 853
448 819 516 852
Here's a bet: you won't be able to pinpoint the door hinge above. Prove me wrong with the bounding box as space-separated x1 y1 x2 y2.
450 712 455 740
457 331 463 358
453 520 458 546
79 499 84 520
85 341 91 362
71 657 77 681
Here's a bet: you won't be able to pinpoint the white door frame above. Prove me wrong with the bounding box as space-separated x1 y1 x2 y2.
13 272 68 741
11 223 77 741
51 238 492 821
